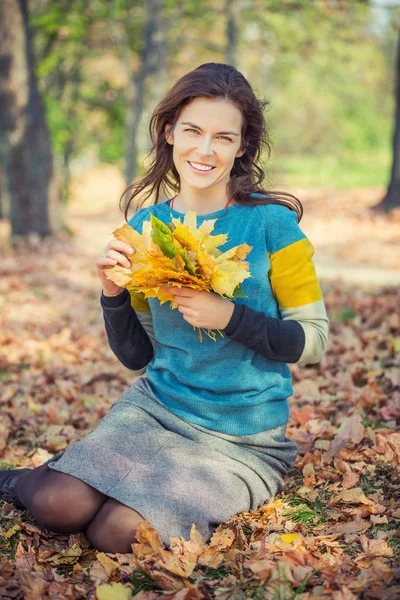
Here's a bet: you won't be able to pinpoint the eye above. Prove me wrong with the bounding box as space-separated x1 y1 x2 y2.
184 128 232 142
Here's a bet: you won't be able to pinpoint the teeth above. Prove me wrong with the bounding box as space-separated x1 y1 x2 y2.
189 162 214 171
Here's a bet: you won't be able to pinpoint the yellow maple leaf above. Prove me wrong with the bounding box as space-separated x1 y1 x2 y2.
96 552 120 576
45 545 82 565
211 261 252 297
95 582 132 600
4 523 21 538
280 533 303 544
171 221 199 252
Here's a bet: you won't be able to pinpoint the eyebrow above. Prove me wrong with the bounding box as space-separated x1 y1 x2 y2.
180 121 239 136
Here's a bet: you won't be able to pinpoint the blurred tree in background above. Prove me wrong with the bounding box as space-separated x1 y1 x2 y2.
0 0 398 238
0 0 61 237
375 24 399 211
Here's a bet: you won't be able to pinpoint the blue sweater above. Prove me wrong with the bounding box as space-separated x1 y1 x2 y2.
100 198 329 435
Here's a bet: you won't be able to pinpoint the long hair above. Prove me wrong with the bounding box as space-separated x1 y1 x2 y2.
120 62 303 222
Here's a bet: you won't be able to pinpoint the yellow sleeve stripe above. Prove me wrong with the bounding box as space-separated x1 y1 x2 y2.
268 237 323 309
127 288 151 312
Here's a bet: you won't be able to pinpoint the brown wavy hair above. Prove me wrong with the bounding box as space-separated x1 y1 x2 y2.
120 62 303 222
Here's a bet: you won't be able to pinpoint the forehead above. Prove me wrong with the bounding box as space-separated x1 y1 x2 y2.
178 97 242 131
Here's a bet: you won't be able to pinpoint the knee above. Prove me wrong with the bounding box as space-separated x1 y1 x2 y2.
85 520 138 553
84 502 144 553
30 482 98 534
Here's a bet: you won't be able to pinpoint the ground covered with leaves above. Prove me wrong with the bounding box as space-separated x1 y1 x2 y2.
0 187 399 599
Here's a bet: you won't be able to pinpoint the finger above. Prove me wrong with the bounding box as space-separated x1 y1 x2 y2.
96 257 118 266
177 305 196 316
107 240 135 255
106 249 131 268
175 298 195 308
182 313 196 325
161 286 194 296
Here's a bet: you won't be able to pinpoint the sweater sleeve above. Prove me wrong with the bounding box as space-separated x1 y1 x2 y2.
224 204 329 365
100 208 156 371
101 289 154 371
224 303 306 363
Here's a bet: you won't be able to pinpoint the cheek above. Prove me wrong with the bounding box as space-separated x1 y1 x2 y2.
221 149 240 167
174 137 192 155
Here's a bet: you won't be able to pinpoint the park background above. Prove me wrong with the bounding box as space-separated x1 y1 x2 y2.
0 1 400 599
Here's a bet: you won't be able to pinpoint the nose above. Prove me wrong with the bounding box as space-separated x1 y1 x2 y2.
196 136 214 156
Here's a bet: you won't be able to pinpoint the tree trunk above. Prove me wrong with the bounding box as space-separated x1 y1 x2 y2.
0 136 10 220
125 0 166 185
224 0 239 67
0 0 61 238
375 28 400 212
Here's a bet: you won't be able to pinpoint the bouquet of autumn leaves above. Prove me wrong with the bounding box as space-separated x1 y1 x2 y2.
104 211 252 341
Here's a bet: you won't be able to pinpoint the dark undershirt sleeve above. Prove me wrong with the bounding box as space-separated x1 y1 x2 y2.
100 289 154 370
224 303 305 363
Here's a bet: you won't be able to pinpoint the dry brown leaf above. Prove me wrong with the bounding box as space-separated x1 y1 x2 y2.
358 535 393 557
332 587 357 600
325 415 366 460
132 520 166 557
243 558 275 584
17 570 48 600
0 415 11 454
322 517 372 538
291 405 314 425
96 552 120 576
14 542 36 571
44 544 82 565
342 470 360 488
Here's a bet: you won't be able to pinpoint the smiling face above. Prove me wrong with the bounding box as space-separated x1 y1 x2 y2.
165 97 245 198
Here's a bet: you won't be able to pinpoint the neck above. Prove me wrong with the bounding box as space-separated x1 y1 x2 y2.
172 191 232 215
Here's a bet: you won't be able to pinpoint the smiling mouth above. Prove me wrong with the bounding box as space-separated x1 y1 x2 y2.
188 161 216 172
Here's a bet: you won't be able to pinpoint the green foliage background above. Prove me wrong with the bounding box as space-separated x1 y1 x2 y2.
30 0 398 193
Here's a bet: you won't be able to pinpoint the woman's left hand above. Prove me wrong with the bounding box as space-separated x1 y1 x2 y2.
160 286 235 330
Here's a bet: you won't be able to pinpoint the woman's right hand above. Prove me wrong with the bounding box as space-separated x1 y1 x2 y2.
96 239 135 297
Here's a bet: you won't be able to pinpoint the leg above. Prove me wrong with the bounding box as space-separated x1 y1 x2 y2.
15 464 108 533
84 497 145 553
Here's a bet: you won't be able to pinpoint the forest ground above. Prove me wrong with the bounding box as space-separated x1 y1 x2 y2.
0 172 399 599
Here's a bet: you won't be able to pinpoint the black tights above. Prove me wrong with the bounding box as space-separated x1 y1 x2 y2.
14 465 145 553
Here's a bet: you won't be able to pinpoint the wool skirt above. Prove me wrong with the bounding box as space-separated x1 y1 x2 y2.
47 376 298 547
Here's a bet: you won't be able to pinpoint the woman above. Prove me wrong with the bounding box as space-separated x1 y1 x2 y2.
0 63 329 552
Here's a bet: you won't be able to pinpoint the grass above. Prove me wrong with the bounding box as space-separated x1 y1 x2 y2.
190 563 317 600
283 486 331 529
269 149 390 189
340 540 363 558
361 412 394 431
335 309 358 324
264 563 321 600
0 462 14 470
370 521 400 561
129 568 163 595
358 473 382 496
387 532 400 559
0 371 12 381
282 503 317 525
0 509 21 560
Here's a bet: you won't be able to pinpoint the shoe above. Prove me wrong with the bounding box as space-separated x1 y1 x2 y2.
0 468 32 508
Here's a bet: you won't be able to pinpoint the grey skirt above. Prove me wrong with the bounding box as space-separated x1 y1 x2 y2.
47 376 298 547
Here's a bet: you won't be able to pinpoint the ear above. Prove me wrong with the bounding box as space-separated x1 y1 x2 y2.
236 147 245 158
165 124 174 145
